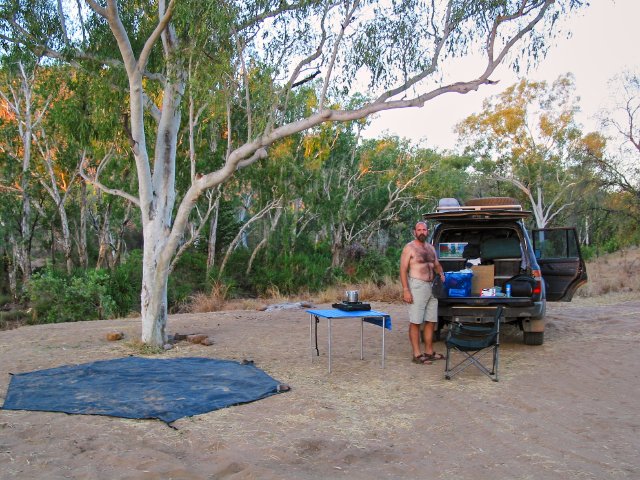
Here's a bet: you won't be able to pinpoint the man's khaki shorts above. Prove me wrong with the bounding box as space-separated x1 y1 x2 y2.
408 277 438 324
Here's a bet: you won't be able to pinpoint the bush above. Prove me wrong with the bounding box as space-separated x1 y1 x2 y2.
325 266 348 284
602 238 620 254
355 250 396 283
28 267 116 323
251 250 333 295
108 250 143 316
168 250 209 309
580 244 596 261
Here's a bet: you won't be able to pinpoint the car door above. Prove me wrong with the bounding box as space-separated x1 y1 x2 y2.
532 227 588 301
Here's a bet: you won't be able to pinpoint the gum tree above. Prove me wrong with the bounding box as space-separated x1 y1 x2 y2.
1 0 586 345
594 71 640 220
456 75 594 227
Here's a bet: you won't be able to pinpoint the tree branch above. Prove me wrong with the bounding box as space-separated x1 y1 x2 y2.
138 0 176 72
320 0 359 109
79 150 141 207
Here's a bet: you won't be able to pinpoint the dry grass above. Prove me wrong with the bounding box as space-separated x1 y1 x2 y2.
187 281 230 313
185 276 403 313
123 339 165 355
575 246 640 297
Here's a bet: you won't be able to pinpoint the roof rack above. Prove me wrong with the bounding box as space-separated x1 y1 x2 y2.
435 204 523 212
434 198 523 213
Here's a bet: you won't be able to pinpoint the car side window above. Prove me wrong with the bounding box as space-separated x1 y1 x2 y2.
533 229 578 259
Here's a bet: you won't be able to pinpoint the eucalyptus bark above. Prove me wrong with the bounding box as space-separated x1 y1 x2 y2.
95 202 113 269
19 134 32 284
206 197 220 273
40 150 75 274
6 235 19 300
59 205 73 274
77 180 89 269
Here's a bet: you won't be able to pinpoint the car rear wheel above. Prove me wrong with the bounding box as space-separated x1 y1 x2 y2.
523 331 544 345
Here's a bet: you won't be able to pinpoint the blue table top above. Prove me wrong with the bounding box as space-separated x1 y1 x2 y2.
307 309 392 330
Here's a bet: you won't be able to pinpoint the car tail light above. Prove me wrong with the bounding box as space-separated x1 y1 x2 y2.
532 269 543 295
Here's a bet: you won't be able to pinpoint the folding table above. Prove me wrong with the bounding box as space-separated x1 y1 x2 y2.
307 309 392 373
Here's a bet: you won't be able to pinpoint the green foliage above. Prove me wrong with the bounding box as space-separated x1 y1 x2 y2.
108 249 143 317
219 240 334 296
251 250 333 295
28 267 116 323
580 244 596 261
168 250 209 308
216 239 401 296
354 250 395 283
25 249 216 321
601 238 620 255
325 266 349 284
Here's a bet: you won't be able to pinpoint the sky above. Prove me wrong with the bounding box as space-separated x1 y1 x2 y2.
363 0 639 152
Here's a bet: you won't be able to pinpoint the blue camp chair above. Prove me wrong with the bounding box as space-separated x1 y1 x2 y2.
444 306 503 382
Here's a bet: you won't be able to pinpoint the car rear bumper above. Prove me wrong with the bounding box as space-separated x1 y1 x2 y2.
437 298 545 322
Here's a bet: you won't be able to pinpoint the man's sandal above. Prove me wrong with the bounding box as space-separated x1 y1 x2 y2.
412 353 433 365
424 352 445 361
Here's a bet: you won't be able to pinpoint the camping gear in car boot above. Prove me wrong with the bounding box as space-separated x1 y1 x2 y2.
443 270 473 297
504 274 536 297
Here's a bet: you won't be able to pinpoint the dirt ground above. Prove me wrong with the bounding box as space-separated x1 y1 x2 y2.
1 297 639 479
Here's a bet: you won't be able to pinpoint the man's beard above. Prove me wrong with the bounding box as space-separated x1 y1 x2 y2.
417 234 427 242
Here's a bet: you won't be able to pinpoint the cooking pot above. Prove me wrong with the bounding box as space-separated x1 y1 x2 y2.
345 290 359 303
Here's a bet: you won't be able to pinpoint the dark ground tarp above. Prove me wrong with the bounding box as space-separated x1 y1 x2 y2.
2 356 284 423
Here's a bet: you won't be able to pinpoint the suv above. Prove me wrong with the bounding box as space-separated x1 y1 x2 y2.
424 197 587 345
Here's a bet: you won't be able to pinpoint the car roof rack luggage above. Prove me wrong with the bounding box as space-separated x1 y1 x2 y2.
435 197 523 212
424 197 530 221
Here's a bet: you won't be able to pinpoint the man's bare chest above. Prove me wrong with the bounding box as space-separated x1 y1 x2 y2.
411 243 435 264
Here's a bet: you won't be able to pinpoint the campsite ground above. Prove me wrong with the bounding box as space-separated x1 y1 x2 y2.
0 294 639 479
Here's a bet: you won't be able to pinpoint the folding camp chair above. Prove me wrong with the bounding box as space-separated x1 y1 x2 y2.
444 306 503 382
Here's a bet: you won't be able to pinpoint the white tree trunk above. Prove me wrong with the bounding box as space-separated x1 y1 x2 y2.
39 146 75 274
96 203 113 269
7 234 19 300
77 180 89 269
330 225 344 268
19 138 32 285
60 208 73 274
206 196 220 273
141 242 169 345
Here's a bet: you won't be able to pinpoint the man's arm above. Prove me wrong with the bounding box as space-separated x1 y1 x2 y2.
400 245 413 303
431 245 446 281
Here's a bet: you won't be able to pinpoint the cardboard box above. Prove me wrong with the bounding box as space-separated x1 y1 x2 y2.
471 265 494 295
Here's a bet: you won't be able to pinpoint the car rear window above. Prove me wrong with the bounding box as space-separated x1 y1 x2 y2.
436 228 522 260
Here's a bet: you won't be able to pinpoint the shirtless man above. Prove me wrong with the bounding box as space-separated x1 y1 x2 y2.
400 221 446 364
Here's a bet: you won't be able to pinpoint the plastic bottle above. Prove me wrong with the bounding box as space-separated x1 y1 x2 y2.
505 283 511 297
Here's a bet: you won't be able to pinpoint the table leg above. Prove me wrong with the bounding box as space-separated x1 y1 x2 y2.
360 318 364 360
309 313 313 363
382 319 385 369
328 318 332 373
